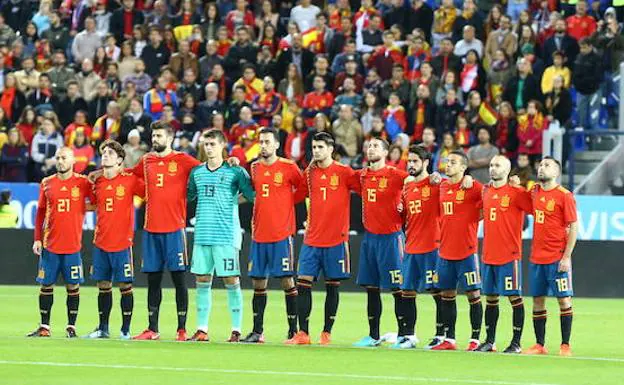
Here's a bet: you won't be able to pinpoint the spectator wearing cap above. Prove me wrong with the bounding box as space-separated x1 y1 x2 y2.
542 18 579 68
110 0 145 43
123 129 148 168
367 30 403 81
141 28 171 79
573 38 602 130
454 25 484 58
520 43 545 82
333 56 365 94
276 33 315 85
380 64 410 106
225 26 258 81
503 57 542 113
566 0 597 41
484 15 517 68
541 51 571 94
120 98 152 145
304 55 334 92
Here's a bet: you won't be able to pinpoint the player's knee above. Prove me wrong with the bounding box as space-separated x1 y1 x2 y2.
280 276 295 290
508 295 521 303
441 289 456 298
557 296 572 309
170 271 186 287
297 278 313 289
466 289 480 300
39 286 54 295
119 282 132 291
196 274 212 284
532 296 546 309
325 280 341 289
253 278 268 290
402 290 417 298
223 276 239 285
97 281 112 290
486 295 500 302
66 284 79 291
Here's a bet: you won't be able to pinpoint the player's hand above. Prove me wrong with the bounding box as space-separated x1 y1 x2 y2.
404 175 415 184
88 169 103 183
509 175 521 187
429 172 442 185
32 241 42 256
558 257 572 272
397 202 403 213
227 157 241 167
461 175 474 189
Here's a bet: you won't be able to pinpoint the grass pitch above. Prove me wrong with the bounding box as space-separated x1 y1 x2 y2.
0 285 622 385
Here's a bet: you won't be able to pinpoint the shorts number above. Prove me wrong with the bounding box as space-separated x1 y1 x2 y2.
282 257 290 271
489 207 497 221
262 184 269 197
390 270 402 284
70 265 82 280
367 188 376 202
505 276 514 290
105 197 114 212
223 258 235 271
338 259 346 273
535 210 545 224
464 271 479 286
425 270 434 284
123 263 133 277
156 173 164 187
408 200 422 214
556 277 569 292
443 201 453 215
320 187 327 201
57 198 70 212
178 253 185 266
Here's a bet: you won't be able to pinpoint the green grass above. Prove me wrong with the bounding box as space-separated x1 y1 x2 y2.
0 285 622 385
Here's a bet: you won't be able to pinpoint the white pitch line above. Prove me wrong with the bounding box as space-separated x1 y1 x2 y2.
0 360 562 385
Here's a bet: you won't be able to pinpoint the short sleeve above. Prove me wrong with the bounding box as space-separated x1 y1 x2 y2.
563 192 577 224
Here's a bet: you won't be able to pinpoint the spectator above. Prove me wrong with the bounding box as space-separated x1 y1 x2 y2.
411 61 440 102
176 131 197 157
123 129 148 168
494 102 519 158
196 83 226 129
503 57 542 113
0 14 16 47
434 131 460 173
290 0 321 34
120 98 152 145
383 92 407 141
16 106 37 147
573 38 602 129
431 0 459 50
541 51 571 94
544 75 573 127
0 189 17 228
2 0 32 33
92 101 122 143
169 40 200 81
0 74 26 123
542 19 579 68
516 100 548 167
104 63 122 99
333 78 363 117
146 0 172 29
173 0 202 27
48 51 76 97
510 152 536 189
407 0 434 43
88 82 112 125
590 10 624 82
199 40 223 80
110 0 145 43
284 115 309 165
122 60 152 97
358 12 383 54
76 59 102 103
484 15 517 67
251 76 281 127
31 117 63 181
431 38 461 79
486 49 513 103
454 25 484 58
435 88 463 136
452 0 485 43
304 55 333 93
71 17 102 65
64 110 92 146
277 63 305 103
465 90 498 130
367 30 404 81
92 46 110 78
402 36 431 83
0 128 28 182
380 64 410 106
302 75 334 127
410 84 437 141
177 69 203 103
233 64 265 103
332 104 363 163
276 33 315 85
360 91 381 136
225 0 255 37
387 144 406 169
334 56 365 94
143 75 178 121
459 49 486 98
467 127 499 183
224 26 258 81
419 127 438 155
455 114 474 149
71 129 95 174
230 106 260 145
566 0 597 41
13 57 40 95
140 27 171 79
225 85 251 128
58 81 88 128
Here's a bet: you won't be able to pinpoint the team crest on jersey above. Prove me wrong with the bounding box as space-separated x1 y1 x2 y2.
546 199 556 212
421 186 430 199
378 177 388 190
116 185 126 199
274 171 283 185
501 195 510 208
168 161 178 174
71 186 80 200
455 189 465 201
330 174 339 190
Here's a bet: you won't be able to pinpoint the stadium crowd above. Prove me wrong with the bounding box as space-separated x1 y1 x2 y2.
0 0 622 184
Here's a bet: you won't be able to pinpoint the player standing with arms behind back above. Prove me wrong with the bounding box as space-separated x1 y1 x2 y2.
131 122 201 341
525 157 578 357
29 147 94 338
187 129 255 342
241 128 302 343
353 137 409 348
477 155 532 353
287 132 360 345
433 150 484 351
85 140 145 340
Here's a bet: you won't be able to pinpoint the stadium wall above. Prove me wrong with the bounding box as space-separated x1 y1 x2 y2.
0 230 621 298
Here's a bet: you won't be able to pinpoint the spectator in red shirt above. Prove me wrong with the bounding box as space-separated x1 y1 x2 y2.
71 129 95 174
367 30 404 81
566 0 597 41
225 0 255 38
302 75 334 127
110 0 145 43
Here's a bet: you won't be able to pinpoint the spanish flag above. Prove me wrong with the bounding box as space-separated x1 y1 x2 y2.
478 102 498 126
301 27 320 49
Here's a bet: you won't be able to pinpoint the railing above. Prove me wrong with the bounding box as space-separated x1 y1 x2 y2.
567 129 624 191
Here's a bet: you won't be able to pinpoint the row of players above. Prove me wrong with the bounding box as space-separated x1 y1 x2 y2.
28 123 577 356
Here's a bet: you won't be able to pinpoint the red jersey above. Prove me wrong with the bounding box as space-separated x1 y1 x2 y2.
131 151 201 233
93 172 145 252
402 178 440 254
482 184 532 265
302 91 334 126
359 165 408 234
34 173 94 254
250 157 303 243
530 185 577 264
566 15 597 41
298 161 360 247
439 178 483 260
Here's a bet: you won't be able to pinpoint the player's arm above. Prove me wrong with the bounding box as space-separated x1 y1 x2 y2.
187 168 199 202
516 187 533 213
293 167 309 204
236 167 256 203
133 175 146 199
559 193 579 272
33 186 46 255
347 168 361 193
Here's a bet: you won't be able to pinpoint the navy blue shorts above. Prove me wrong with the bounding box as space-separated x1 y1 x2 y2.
529 262 574 297
248 236 295 278
91 246 134 283
436 254 482 291
141 230 188 273
482 260 522 296
401 249 439 292
356 231 404 290
36 249 84 286
298 242 351 280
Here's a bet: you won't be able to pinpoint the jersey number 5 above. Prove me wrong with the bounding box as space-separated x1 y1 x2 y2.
262 184 269 197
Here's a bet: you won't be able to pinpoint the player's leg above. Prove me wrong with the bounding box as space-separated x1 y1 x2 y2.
354 233 382 347
476 263 498 352
525 262 549 354
425 250 444 349
85 247 113 338
243 240 269 342
190 244 215 341
320 242 351 345
503 261 524 354
268 236 298 337
61 252 84 338
165 229 190 340
378 232 405 344
111 248 135 339
551 264 574 356
29 249 59 336
281 276 298 338
431 257 458 350
136 231 165 339
119 282 134 339
289 243 321 344
460 254 483 351
392 252 419 349
213 245 243 342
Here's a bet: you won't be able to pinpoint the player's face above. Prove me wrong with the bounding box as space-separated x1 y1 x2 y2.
258 133 278 159
152 129 172 153
489 156 510 181
204 138 225 159
367 139 387 163
312 140 332 161
537 159 559 182
445 154 466 178
407 153 425 177
101 147 121 168
55 148 75 173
